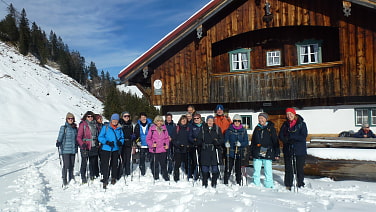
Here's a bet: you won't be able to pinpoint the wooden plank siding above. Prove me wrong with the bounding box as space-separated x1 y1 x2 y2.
210 62 343 103
148 0 376 107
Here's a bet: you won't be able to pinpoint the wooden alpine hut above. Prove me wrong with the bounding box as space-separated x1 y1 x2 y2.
118 0 376 137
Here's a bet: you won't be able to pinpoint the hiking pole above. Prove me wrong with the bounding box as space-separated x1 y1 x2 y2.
138 147 141 182
193 147 199 187
226 146 230 184
187 146 191 181
153 142 157 185
130 146 134 181
86 155 90 186
293 150 298 193
57 146 62 168
215 147 221 180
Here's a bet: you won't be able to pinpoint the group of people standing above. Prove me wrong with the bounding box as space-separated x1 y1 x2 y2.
56 105 308 191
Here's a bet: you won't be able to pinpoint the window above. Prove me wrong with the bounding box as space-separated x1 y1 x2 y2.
355 108 376 126
229 49 251 72
266 50 281 66
240 115 252 130
296 40 322 65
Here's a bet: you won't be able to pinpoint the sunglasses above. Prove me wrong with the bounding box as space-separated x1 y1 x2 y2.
233 120 241 123
67 118 74 120
123 115 130 118
87 115 93 118
194 118 201 120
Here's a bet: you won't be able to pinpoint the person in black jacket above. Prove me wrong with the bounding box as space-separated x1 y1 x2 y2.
279 108 308 190
118 111 134 179
199 115 223 188
250 113 280 188
354 123 376 138
165 113 176 174
171 115 190 182
188 113 204 181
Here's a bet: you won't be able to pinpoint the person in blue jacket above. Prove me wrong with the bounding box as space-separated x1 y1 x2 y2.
56 112 78 186
134 112 153 176
98 113 124 189
223 114 249 185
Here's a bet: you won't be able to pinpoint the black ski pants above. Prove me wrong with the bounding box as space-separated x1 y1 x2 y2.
101 150 119 183
150 152 169 180
173 152 187 181
284 155 306 187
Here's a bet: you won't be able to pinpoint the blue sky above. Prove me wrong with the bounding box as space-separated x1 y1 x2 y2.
0 0 210 77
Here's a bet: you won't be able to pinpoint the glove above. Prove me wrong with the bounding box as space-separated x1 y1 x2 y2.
117 141 122 147
56 142 61 147
236 141 241 147
136 142 141 147
82 143 88 149
225 142 230 148
106 141 114 148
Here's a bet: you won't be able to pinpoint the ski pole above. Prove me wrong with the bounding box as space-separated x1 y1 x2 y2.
153 142 156 185
187 146 190 181
215 148 221 180
293 151 298 193
130 146 134 181
226 146 230 184
57 146 62 168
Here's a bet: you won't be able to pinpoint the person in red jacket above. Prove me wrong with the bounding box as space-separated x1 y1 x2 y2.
214 104 232 135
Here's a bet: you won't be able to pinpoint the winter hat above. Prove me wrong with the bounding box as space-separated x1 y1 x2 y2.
94 114 102 120
362 123 370 128
121 111 130 117
233 114 241 121
111 113 120 121
206 115 214 122
66 112 75 119
258 112 269 120
215 104 224 112
286 108 296 115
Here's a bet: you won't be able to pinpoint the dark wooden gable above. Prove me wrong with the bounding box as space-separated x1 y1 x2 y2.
120 0 376 111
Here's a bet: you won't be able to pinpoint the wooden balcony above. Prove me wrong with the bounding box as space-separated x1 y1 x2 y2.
209 61 344 103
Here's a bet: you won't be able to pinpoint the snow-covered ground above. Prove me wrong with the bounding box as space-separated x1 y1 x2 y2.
1 41 376 211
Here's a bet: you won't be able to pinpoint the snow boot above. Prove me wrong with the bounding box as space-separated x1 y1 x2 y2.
223 172 230 185
103 182 108 189
211 172 219 188
202 172 209 188
111 178 117 185
63 178 68 186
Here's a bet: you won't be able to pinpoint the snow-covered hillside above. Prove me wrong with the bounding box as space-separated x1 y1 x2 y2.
1 41 376 211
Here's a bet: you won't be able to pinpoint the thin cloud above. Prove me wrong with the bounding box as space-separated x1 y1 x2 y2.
0 0 210 76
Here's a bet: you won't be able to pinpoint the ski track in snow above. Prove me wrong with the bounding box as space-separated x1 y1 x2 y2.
1 149 376 212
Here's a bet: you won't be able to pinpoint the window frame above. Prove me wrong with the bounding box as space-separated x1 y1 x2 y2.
228 48 252 72
296 40 322 65
266 50 282 66
354 108 376 127
240 115 252 130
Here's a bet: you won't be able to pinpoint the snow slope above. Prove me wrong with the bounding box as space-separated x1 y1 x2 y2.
1 42 376 211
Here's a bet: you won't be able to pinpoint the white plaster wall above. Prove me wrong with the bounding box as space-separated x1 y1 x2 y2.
165 104 376 134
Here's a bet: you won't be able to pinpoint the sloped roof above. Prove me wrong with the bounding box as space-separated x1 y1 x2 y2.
118 0 376 81
348 0 376 9
118 0 230 80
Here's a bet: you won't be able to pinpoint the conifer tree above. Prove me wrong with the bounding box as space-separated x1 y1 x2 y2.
0 4 19 43
19 8 30 55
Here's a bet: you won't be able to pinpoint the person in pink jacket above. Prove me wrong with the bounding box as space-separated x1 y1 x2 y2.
77 111 100 183
146 115 170 181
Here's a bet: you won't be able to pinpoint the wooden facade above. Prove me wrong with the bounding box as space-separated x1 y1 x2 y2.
119 0 376 114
